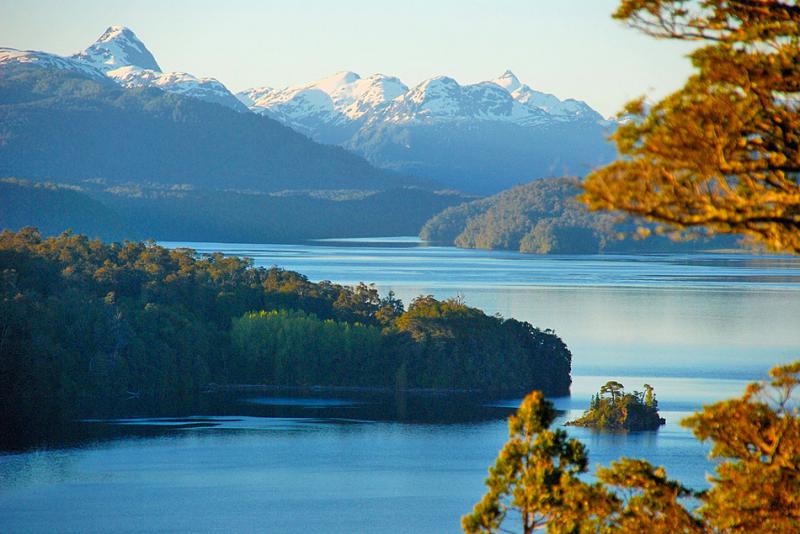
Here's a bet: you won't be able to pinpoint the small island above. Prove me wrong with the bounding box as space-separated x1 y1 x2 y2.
566 381 665 431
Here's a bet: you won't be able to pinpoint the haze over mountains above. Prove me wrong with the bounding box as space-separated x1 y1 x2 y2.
0 26 470 242
239 70 616 193
0 25 414 192
1 25 614 194
0 25 629 247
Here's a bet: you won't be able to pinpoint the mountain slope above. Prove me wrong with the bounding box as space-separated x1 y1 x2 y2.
420 178 739 254
238 71 409 144
72 25 161 72
0 48 107 82
2 25 246 112
0 178 469 242
0 64 416 192
240 70 615 193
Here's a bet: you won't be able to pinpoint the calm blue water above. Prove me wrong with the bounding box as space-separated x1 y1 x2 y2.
1 239 798 533
174 238 800 378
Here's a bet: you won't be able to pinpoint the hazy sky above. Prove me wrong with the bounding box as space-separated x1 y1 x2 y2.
0 0 698 116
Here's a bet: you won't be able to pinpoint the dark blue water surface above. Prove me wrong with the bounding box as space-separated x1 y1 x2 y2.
1 239 798 533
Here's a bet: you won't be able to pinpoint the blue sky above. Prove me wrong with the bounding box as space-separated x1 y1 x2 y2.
0 0 697 116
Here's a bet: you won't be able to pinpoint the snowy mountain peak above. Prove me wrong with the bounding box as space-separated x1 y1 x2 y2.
0 47 109 80
493 70 521 93
236 71 412 136
422 76 459 88
96 25 134 43
314 70 361 92
74 25 161 73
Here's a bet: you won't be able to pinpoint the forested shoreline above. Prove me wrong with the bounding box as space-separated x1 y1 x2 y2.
421 177 740 254
0 228 572 443
0 178 469 243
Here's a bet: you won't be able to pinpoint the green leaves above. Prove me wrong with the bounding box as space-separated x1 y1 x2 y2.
468 362 800 532
463 391 596 534
568 381 665 431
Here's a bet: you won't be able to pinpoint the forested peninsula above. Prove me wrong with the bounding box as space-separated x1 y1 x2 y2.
420 177 739 254
0 229 572 436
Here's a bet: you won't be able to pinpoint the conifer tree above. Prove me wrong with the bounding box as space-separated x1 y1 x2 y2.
462 391 611 534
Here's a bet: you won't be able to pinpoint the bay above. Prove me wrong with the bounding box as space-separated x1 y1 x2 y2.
2 239 798 533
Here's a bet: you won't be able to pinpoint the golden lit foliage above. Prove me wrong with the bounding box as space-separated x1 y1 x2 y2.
461 391 612 534
596 458 704 533
581 1 800 253
466 361 800 533
683 361 800 532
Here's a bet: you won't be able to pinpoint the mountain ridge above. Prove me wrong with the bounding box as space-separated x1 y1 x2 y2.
238 69 615 193
238 69 606 129
0 57 421 193
1 25 247 112
1 25 617 194
420 177 740 253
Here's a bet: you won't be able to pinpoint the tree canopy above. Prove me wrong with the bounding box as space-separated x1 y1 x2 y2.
465 362 800 533
0 228 573 446
420 178 736 254
567 381 665 431
683 361 800 532
581 0 800 253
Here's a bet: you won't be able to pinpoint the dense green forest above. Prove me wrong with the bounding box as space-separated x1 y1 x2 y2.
0 228 572 440
421 177 739 254
0 179 468 242
567 381 665 431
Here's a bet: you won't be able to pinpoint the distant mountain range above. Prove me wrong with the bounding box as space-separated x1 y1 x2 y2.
239 69 602 139
1 25 615 194
0 25 247 112
0 25 623 244
0 26 475 242
0 27 423 193
238 70 617 193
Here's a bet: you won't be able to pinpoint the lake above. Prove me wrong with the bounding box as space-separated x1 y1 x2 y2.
2 239 799 533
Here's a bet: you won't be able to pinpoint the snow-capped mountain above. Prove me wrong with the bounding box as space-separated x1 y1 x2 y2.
1 24 614 193
0 47 108 81
0 26 246 112
77 26 247 112
491 70 600 121
375 76 549 126
238 71 408 143
72 25 161 73
239 70 614 193
240 69 603 129
104 66 247 111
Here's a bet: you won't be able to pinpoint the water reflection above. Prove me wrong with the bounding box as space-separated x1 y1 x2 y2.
0 375 749 534
160 240 800 379
1 241 793 533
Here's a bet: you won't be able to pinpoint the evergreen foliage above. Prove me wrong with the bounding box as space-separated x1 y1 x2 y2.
0 178 467 243
463 391 695 534
683 361 800 532
0 228 572 442
466 363 800 533
421 178 737 254
567 381 665 431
